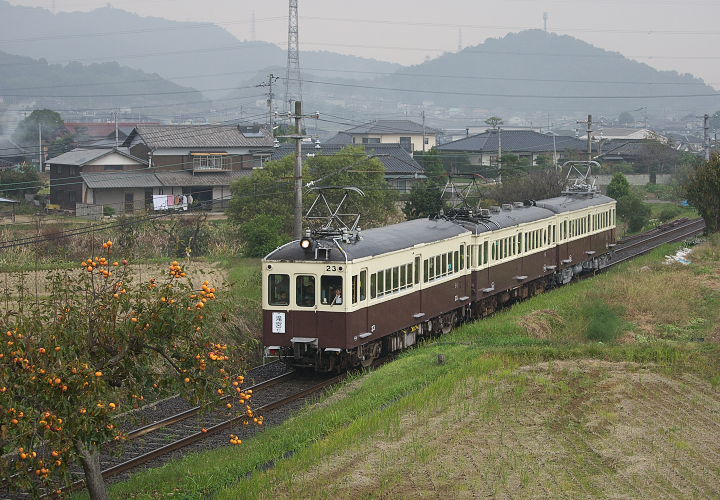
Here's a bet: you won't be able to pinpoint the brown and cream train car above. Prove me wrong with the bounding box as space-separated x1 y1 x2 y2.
263 192 616 372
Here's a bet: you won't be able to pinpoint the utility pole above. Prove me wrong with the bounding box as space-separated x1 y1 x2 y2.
38 122 43 172
284 0 302 112
577 114 593 161
704 113 710 161
259 74 278 132
114 111 119 147
498 127 502 183
421 109 426 153
543 12 548 32
293 101 304 239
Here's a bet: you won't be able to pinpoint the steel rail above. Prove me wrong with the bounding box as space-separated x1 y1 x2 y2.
97 373 345 480
609 218 705 266
124 371 295 440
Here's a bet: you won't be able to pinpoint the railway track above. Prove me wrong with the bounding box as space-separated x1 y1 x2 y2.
606 217 706 267
60 372 344 492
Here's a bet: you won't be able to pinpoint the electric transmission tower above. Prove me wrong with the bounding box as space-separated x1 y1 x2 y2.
284 0 302 113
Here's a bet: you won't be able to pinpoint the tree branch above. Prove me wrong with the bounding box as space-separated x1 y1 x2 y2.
141 344 183 374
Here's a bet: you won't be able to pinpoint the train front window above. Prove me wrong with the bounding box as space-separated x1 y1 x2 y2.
321 275 343 305
296 275 315 307
268 274 289 306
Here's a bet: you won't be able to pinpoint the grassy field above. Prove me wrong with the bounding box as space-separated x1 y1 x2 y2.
81 239 720 499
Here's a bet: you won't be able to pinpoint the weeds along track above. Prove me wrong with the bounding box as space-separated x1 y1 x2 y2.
607 217 706 266
63 369 345 490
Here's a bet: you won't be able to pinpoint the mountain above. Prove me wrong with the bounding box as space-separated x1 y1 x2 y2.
372 30 718 116
0 1 400 96
0 49 206 113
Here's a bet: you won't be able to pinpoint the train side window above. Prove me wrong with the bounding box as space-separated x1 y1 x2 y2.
296 275 316 307
454 251 460 272
321 275 343 305
351 275 358 304
400 266 406 289
370 273 377 299
424 259 429 282
268 274 290 306
459 245 465 270
406 264 413 288
392 267 399 291
377 272 384 297
414 256 420 284
483 241 488 265
385 269 392 294
359 270 366 301
441 254 448 275
435 255 441 278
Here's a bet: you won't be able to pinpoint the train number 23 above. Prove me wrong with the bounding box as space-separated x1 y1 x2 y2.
326 265 338 271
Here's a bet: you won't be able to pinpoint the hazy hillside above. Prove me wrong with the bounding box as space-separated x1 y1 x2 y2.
0 50 206 112
375 30 718 115
0 1 400 96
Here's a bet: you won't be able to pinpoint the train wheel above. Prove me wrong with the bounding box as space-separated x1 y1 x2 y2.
440 312 456 335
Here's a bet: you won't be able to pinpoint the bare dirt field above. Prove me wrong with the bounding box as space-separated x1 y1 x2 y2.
284 360 720 499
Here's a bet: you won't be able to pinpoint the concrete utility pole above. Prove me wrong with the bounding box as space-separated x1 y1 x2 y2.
421 109 426 153
497 127 502 182
704 113 710 161
577 114 593 162
260 74 278 132
114 111 119 147
38 122 43 172
293 101 304 239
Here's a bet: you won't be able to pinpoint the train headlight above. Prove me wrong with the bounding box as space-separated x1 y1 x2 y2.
300 237 312 250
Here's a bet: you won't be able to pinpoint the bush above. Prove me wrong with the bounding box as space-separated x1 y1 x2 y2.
582 300 626 343
103 205 115 216
657 205 682 222
239 214 290 258
606 172 631 200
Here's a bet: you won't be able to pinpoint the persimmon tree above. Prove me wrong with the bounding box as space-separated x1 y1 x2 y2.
0 242 258 499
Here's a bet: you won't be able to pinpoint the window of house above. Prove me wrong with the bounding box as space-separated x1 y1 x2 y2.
104 165 123 171
399 137 412 151
193 155 226 171
296 275 315 307
268 274 289 306
362 137 380 144
321 275 343 306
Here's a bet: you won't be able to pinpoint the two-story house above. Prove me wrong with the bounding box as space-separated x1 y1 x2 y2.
326 119 438 153
48 124 274 214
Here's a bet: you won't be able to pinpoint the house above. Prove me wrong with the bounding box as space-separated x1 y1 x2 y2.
48 147 149 210
325 120 438 153
588 127 668 144
271 143 426 194
48 124 274 214
63 122 160 145
437 130 587 169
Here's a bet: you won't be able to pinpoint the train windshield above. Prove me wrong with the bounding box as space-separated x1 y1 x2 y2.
268 274 289 306
321 275 343 305
296 275 316 307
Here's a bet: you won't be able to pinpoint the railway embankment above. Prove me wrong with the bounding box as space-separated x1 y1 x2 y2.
95 237 720 499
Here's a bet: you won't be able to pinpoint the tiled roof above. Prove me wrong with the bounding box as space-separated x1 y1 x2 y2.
154 170 251 187
82 171 161 189
47 147 147 166
343 119 438 135
438 130 587 153
81 169 251 189
128 125 273 149
270 143 425 175
323 132 353 145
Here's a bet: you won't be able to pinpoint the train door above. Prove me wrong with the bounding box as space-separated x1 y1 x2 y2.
459 243 470 300
352 268 369 336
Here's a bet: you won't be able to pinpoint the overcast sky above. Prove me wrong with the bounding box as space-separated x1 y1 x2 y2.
9 0 720 88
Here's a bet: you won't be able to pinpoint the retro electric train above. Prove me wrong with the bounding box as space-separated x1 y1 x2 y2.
262 190 616 372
